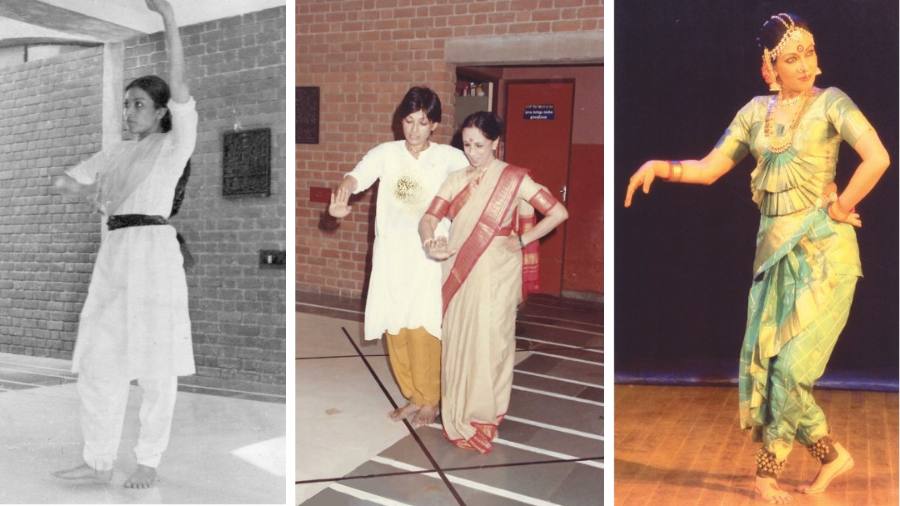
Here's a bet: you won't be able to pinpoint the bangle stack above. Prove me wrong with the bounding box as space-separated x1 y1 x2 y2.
667 160 683 182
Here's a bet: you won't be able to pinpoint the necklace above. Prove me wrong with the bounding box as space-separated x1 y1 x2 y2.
776 91 804 106
764 89 816 153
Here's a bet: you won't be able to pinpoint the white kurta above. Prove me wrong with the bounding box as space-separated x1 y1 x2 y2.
67 98 198 379
349 141 469 340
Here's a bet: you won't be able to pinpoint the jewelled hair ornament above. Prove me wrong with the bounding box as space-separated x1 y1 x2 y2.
759 13 815 92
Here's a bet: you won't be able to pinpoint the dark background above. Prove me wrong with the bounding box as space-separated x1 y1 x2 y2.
614 0 899 389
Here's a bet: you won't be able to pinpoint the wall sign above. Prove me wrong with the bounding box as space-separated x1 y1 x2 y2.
523 104 555 120
223 128 271 197
296 86 319 144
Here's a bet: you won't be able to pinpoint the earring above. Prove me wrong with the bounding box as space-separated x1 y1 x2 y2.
815 67 822 76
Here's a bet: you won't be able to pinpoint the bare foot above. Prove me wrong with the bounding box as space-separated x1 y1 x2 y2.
124 465 157 489
388 403 419 421
412 405 438 428
755 476 792 504
798 442 854 494
52 463 113 483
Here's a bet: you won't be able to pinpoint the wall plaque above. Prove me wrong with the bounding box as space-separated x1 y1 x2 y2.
296 86 319 144
223 128 271 197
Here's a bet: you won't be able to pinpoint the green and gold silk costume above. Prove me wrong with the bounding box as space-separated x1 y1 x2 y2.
715 87 872 461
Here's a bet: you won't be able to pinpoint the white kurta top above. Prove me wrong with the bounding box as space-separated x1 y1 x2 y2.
67 98 198 379
349 141 469 340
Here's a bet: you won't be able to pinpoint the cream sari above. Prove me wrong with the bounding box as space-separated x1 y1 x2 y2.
429 162 554 453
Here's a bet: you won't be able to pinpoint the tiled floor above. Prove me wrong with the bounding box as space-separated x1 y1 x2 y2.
0 353 285 504
296 295 603 505
615 384 899 506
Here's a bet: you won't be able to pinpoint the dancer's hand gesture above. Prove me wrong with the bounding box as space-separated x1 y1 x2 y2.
424 236 455 260
329 189 352 218
145 0 173 15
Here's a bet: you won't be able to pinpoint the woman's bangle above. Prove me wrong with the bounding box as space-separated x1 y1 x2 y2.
666 160 683 182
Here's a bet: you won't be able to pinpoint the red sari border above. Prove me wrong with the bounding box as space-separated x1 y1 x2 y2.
442 165 527 315
425 196 450 220
442 414 506 454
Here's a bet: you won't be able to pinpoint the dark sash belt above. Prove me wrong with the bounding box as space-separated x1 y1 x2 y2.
106 214 195 268
107 214 168 230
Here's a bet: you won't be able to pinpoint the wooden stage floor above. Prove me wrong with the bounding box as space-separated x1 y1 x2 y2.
615 384 898 505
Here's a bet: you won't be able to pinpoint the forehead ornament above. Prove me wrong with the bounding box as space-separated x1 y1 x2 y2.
759 13 815 92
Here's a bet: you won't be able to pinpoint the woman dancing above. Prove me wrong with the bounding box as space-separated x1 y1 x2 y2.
52 0 196 489
420 111 568 453
625 13 889 503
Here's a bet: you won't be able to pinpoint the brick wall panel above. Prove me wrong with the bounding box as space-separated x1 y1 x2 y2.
297 0 602 299
2 7 285 392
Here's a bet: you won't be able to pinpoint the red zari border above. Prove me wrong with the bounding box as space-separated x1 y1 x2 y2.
529 188 559 215
441 165 526 315
442 414 506 454
425 196 450 220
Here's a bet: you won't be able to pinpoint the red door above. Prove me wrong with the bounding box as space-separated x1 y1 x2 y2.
504 81 574 295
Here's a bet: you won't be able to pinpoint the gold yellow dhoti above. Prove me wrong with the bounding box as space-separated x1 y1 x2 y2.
385 326 441 407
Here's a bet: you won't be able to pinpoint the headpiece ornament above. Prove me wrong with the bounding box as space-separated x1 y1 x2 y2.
759 13 816 92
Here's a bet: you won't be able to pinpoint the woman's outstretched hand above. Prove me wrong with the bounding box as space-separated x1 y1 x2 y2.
144 0 173 15
328 179 354 219
424 237 455 260
624 161 662 207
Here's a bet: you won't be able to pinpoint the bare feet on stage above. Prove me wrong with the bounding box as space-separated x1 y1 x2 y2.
389 403 420 422
412 405 438 428
124 465 158 489
52 463 113 483
755 476 792 504
797 443 854 494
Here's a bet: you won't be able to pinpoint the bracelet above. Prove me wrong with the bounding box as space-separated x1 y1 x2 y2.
518 235 525 249
667 160 683 182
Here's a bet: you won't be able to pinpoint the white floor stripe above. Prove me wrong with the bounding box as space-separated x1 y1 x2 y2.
493 437 604 469
371 456 562 506
179 382 286 399
328 482 413 506
518 314 603 329
518 320 602 336
514 369 603 389
504 415 604 441
0 378 53 388
0 360 73 375
512 385 603 406
516 335 603 353
530 351 603 366
0 366 75 382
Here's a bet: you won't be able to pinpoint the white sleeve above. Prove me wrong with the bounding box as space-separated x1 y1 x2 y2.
167 97 198 161
449 146 469 171
346 143 386 193
65 149 108 185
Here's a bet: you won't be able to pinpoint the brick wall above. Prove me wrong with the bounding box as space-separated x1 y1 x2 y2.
0 46 104 358
296 0 604 300
125 6 287 391
0 6 286 393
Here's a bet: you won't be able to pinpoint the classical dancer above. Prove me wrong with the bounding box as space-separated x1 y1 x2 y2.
624 13 890 503
51 0 197 489
419 111 568 453
328 86 468 427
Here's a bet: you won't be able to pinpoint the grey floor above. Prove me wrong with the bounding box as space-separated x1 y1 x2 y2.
0 352 285 504
296 295 603 505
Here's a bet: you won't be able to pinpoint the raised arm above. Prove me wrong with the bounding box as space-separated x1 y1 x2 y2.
623 149 737 207
828 129 890 227
146 0 189 103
